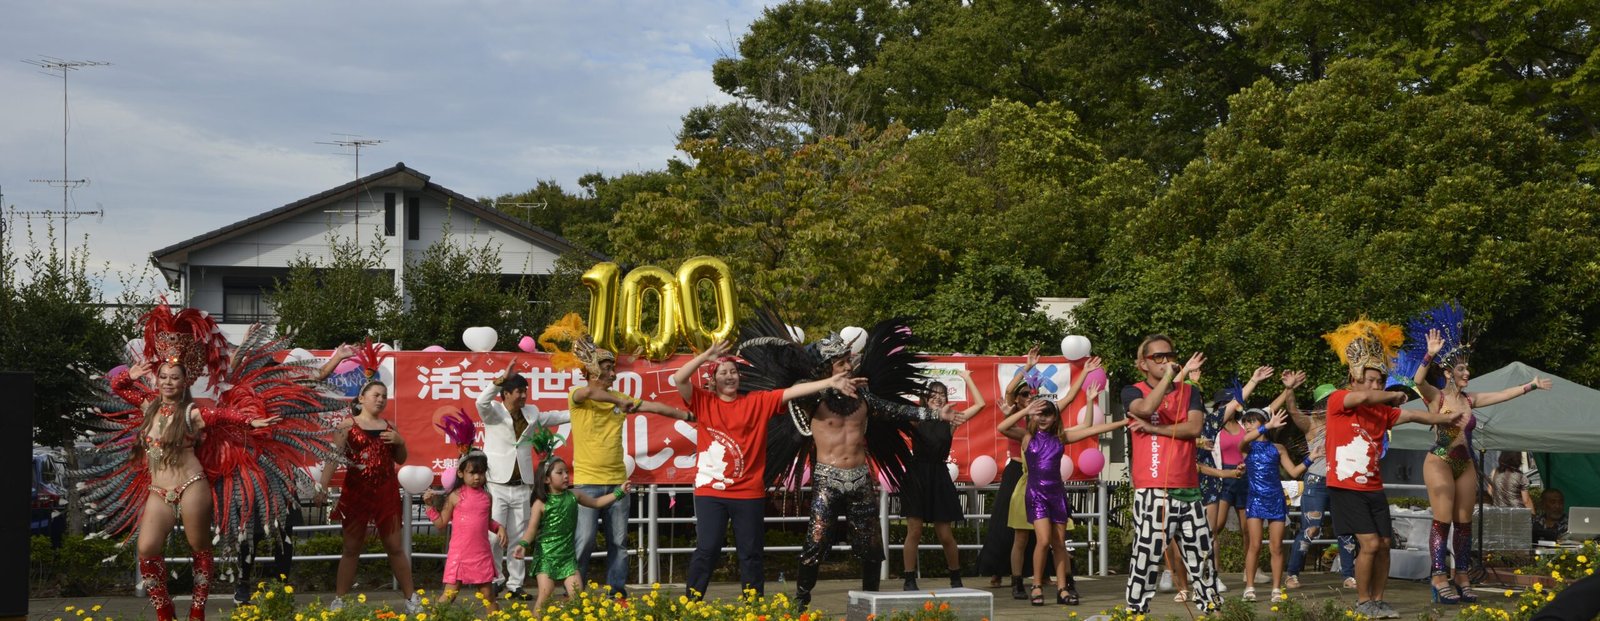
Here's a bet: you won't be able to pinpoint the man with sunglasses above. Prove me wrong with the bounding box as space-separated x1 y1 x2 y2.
1120 335 1222 613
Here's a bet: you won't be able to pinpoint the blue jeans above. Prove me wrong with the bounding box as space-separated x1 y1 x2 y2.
574 484 631 595
1288 475 1355 578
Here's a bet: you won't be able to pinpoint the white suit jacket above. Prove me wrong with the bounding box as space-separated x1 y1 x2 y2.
477 382 571 485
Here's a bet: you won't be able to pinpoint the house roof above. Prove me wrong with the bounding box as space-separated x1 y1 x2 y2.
150 162 604 268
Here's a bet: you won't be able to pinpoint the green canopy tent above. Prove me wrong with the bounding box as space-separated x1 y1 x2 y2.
1391 362 1600 509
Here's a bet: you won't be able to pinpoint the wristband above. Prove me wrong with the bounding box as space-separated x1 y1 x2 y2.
1422 353 1434 365
1256 425 1266 435
518 539 532 550
1524 383 1536 394
1303 457 1313 467
613 488 625 499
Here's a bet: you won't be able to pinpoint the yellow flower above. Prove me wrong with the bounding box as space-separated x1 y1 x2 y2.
1504 590 1514 597
90 606 101 613
1579 555 1589 563
416 615 427 621
266 592 275 599
1533 582 1543 592
1553 570 1563 580
1272 607 1280 612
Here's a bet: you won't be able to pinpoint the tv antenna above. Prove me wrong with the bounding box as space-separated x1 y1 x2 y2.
316 134 384 243
22 56 110 257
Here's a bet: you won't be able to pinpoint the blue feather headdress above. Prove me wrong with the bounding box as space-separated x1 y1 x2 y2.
1404 301 1472 370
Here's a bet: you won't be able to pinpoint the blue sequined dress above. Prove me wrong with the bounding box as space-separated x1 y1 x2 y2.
1243 440 1287 521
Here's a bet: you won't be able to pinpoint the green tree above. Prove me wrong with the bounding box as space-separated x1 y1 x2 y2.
382 225 540 351
1075 59 1600 385
896 255 1067 354
269 234 399 349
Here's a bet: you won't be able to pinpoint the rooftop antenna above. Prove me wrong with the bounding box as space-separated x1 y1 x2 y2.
316 134 384 244
22 56 110 258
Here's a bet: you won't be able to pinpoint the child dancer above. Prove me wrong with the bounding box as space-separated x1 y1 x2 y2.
998 384 1125 606
1237 409 1308 602
513 455 629 616
425 454 507 611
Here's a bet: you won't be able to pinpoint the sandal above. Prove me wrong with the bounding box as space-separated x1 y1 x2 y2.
1057 587 1079 606
1455 582 1479 604
1174 590 1189 603
1242 587 1257 602
1030 584 1045 606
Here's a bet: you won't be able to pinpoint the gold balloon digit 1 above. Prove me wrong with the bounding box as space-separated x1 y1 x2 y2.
676 256 737 351
618 265 681 360
581 262 620 352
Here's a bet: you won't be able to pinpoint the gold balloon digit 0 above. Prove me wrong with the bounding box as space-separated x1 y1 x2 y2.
581 262 621 352
618 265 681 360
676 256 737 350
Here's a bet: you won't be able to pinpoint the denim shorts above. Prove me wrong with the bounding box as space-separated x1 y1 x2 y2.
1217 464 1248 507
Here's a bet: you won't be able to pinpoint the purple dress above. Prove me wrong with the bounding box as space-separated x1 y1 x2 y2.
1024 432 1071 524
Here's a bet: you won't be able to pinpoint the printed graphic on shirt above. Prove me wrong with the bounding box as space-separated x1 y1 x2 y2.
695 427 746 490
1332 423 1379 486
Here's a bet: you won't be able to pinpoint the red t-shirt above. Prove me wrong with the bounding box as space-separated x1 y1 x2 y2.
1122 381 1201 489
1324 389 1401 491
690 388 785 499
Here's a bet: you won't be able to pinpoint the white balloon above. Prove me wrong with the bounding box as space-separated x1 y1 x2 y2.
1059 454 1076 482
285 348 314 363
786 325 806 342
1060 335 1092 361
969 455 999 487
840 326 867 354
947 461 960 482
462 327 499 352
397 465 434 495
306 464 323 485
623 454 637 478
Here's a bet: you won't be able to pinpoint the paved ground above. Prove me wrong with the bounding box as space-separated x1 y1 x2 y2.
28 573 1521 620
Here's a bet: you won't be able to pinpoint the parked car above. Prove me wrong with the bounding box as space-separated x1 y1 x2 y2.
32 449 67 546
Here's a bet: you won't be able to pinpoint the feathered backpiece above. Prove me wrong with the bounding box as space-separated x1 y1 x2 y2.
354 337 390 379
1323 318 1404 377
74 324 347 551
435 408 476 447
1405 301 1472 369
1385 349 1430 400
539 312 614 377
141 301 229 382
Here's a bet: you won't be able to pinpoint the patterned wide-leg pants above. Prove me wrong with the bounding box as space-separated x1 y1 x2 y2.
1125 488 1221 612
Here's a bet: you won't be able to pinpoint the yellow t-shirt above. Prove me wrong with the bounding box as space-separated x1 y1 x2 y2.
568 388 641 485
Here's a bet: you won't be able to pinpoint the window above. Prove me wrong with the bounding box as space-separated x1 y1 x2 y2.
385 193 396 236
406 197 420 240
222 288 274 324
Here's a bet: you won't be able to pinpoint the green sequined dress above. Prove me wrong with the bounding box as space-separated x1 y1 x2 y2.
532 491 579 580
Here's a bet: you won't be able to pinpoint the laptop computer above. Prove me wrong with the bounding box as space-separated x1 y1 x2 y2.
1569 507 1600 540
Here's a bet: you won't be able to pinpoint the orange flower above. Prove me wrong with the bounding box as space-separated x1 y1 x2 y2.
866 615 876 621
939 603 950 612
924 602 934 611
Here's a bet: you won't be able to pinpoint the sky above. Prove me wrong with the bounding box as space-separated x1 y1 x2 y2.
0 1 768 290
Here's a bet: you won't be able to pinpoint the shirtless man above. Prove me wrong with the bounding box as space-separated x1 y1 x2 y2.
794 333 958 608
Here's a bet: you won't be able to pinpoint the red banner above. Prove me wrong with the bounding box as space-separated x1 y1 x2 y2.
329 351 1105 485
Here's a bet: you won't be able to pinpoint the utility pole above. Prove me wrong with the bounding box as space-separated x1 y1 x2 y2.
316 134 384 244
22 56 110 257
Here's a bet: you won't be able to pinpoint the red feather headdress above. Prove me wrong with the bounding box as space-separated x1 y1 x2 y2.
140 301 229 382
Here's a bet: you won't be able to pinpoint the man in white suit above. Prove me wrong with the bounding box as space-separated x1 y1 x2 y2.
479 360 570 599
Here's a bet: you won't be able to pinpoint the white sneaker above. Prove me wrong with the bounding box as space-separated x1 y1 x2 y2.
1342 577 1357 589
1253 570 1267 584
1158 570 1174 592
328 597 344 612
404 594 422 614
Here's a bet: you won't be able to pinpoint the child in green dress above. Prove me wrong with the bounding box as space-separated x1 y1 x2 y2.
513 456 630 616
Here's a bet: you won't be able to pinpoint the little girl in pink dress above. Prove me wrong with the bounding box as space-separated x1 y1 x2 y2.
425 454 507 611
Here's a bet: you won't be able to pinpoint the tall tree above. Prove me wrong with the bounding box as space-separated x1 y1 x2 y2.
269 234 399 349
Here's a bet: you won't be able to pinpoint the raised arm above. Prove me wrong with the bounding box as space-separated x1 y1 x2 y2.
477 361 512 425
1004 345 1042 406
955 369 987 420
1128 355 1189 421
1415 329 1445 403
1281 370 1312 432
672 340 729 402
1053 357 1101 411
315 343 357 382
1471 377 1553 408
1241 410 1289 445
113 362 156 407
997 399 1042 441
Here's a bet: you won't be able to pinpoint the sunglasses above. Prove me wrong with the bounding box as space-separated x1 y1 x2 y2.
1145 351 1178 362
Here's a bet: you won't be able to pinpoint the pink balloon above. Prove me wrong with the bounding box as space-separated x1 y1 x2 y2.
1078 448 1106 478
334 359 361 375
1092 403 1106 425
107 364 129 381
969 455 999 487
517 335 537 353
441 468 457 490
1059 454 1075 482
422 345 446 352
1083 367 1108 392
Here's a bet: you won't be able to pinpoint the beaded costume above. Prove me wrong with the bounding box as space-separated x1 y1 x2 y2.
333 421 403 535
74 308 345 621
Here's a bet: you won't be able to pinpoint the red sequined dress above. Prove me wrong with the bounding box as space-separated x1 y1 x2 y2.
332 419 403 534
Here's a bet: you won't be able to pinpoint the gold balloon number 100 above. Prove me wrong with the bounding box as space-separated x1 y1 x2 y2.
582 257 738 360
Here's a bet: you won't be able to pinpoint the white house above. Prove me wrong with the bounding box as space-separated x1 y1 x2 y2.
149 162 592 342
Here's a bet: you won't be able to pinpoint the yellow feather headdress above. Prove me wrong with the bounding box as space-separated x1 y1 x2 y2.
538 312 614 377
1323 318 1404 377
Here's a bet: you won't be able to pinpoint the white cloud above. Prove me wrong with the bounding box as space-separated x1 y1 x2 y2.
1 0 768 285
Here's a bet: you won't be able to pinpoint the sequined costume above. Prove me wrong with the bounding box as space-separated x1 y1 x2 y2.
74 315 345 621
332 421 403 536
1243 441 1287 521
531 491 580 580
442 486 499 585
800 463 883 567
1024 432 1071 524
900 420 964 523
1430 403 1478 479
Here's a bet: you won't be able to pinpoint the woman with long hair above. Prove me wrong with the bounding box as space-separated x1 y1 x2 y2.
1488 452 1534 511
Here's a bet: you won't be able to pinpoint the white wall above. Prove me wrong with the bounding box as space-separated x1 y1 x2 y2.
404 194 561 275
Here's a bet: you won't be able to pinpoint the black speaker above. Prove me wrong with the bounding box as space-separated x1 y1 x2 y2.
1 372 34 619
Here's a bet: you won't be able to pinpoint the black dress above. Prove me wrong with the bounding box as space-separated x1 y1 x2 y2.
899 420 965 522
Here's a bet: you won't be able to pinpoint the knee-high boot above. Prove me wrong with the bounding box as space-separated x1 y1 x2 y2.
861 559 882 592
140 556 177 621
795 564 819 609
190 548 215 620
